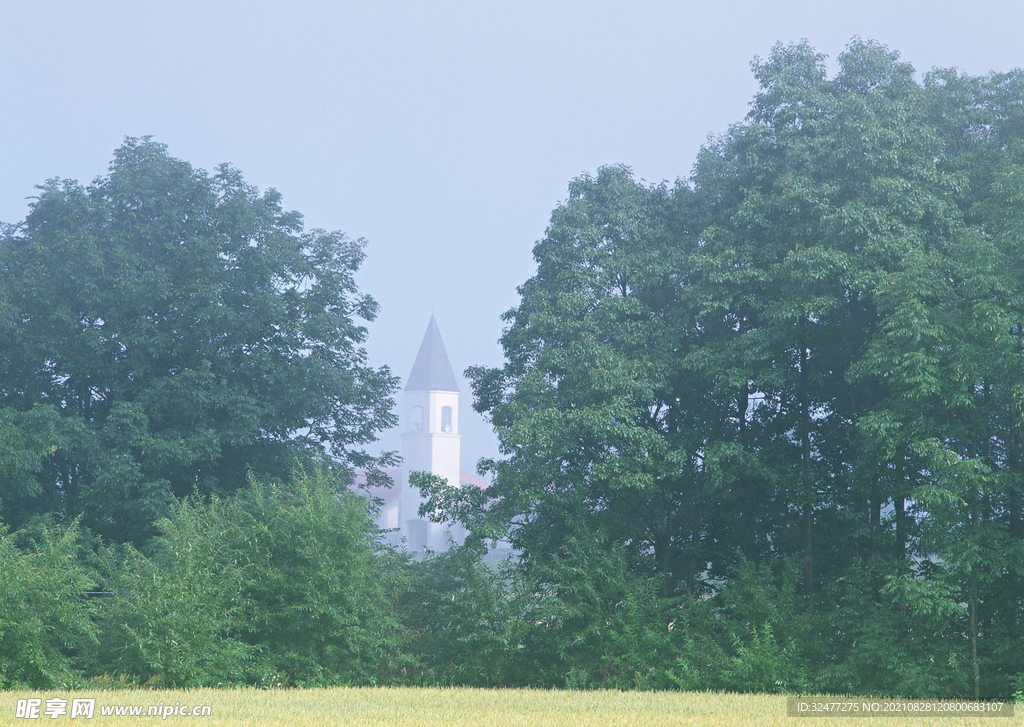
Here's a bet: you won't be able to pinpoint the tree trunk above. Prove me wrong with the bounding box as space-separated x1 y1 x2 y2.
969 565 981 701
895 451 906 565
969 549 981 700
659 508 673 600
687 475 702 594
1010 426 1022 542
800 332 813 614
739 380 749 442
969 430 981 700
869 473 880 564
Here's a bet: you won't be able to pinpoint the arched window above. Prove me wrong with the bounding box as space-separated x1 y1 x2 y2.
412 406 424 432
441 406 452 432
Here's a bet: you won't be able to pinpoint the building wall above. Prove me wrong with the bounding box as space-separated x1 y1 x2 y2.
401 389 461 551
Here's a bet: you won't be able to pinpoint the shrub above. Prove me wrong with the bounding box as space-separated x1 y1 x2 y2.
0 520 95 688
235 468 410 686
523 532 681 689
88 467 410 687
402 542 532 686
670 558 810 694
87 504 254 687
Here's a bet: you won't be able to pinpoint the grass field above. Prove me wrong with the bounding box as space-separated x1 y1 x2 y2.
1 688 1018 726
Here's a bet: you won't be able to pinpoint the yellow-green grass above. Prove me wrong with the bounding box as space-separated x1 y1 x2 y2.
0 688 1018 726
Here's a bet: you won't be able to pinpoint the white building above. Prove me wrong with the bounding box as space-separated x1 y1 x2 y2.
357 316 489 553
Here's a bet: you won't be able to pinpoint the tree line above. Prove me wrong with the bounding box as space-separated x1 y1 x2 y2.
425 38 1024 699
2 38 1023 698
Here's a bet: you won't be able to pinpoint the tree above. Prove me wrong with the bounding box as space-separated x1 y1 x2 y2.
0 519 95 688
0 138 398 543
854 68 1024 699
686 39 962 612
88 468 409 687
456 165 712 596
439 39 1024 698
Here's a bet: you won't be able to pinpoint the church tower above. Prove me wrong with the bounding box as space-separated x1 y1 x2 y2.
400 315 462 551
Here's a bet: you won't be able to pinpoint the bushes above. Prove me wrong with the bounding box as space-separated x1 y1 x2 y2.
87 504 254 687
0 473 1008 696
86 467 409 687
400 531 684 690
401 543 533 687
0 521 95 688
232 469 409 686
0 467 408 689
669 559 811 694
813 567 970 698
524 535 680 690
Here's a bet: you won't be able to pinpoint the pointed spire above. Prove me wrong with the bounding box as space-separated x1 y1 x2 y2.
405 315 459 392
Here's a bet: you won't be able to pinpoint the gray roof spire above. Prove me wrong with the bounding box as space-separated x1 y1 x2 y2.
405 315 459 392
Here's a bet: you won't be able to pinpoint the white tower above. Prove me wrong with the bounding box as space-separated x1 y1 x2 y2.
401 316 462 552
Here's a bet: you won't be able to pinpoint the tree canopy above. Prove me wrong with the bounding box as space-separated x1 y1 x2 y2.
0 138 398 543
418 38 1024 699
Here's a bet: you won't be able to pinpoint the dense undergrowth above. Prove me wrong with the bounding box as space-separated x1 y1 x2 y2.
1 468 1021 700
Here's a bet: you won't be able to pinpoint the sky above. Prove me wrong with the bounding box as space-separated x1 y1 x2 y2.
2 0 1022 474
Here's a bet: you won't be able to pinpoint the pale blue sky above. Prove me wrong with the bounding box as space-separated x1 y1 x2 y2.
3 0 1022 471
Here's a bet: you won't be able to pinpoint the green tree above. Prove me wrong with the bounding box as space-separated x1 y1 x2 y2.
688 38 960 611
0 519 95 688
400 542 534 687
855 69 1024 699
457 165 714 596
858 193 1024 698
445 38 1024 698
0 138 398 544
88 468 409 687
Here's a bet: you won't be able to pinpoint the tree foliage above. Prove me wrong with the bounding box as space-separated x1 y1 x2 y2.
87 468 409 687
464 165 702 596
0 138 398 543
433 39 1024 699
0 520 95 689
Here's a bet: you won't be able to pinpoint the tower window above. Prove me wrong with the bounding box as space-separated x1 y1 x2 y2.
412 406 424 432
441 406 452 432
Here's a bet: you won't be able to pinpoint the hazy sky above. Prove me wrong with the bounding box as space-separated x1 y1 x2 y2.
3 1 1022 473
